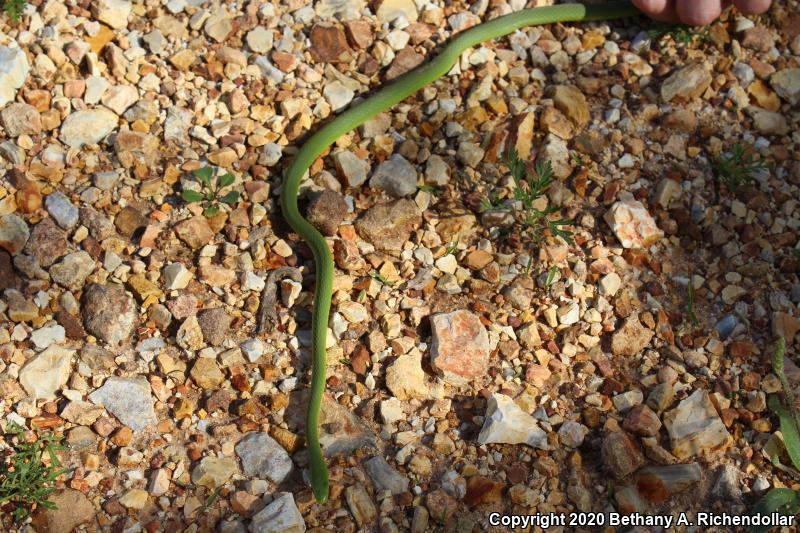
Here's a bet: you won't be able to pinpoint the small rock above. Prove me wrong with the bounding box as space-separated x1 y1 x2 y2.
30 325 65 350
334 151 370 187
0 214 29 255
102 85 138 115
307 189 348 236
246 27 274 53
604 193 664 249
599 272 622 297
345 483 377 527
323 81 354 111
771 69 800 106
249 493 305 533
241 339 264 363
163 262 192 290
2 103 41 137
611 314 654 357
235 432 294 484
192 456 238 488
59 109 118 148
31 489 94 533
741 26 774 52
93 0 131 29
663 390 732 459
45 192 79 230
661 64 712 103
364 456 409 495
623 404 662 436
0 46 30 107
748 106 789 135
310 25 352 63
82 284 137 349
174 216 214 250
602 432 645 478
191 358 225 389
456 142 484 168
385 353 429 400
355 199 421 253
50 251 96 290
19 345 73 400
430 310 490 385
558 421 588 448
551 85 590 127
369 154 417 197
88 375 158 431
177 316 204 350
635 463 702 502
197 307 233 346
477 393 549 449
710 464 742 502
376 0 418 23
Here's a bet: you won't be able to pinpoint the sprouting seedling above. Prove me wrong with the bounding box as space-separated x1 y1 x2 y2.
544 266 559 289
417 183 441 196
480 148 575 247
713 144 768 193
369 270 395 287
198 486 222 515
0 422 68 523
1 0 25 22
648 23 709 46
181 167 240 218
445 241 459 256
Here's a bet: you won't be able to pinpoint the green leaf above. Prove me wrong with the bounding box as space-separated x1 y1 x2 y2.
193 167 214 185
219 191 240 205
181 190 204 203
203 205 220 218
545 266 558 289
769 394 800 472
217 173 235 188
749 488 799 533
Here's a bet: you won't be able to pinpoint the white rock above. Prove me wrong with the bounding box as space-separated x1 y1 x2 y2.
240 339 264 363
478 393 549 449
434 254 457 274
557 302 580 326
94 0 132 29
84 76 110 104
102 85 138 115
771 69 800 106
604 192 664 249
380 397 405 425
599 272 621 297
653 178 682 208
241 271 265 292
0 46 30 107
19 345 74 400
558 420 589 448
663 389 732 460
338 301 368 323
385 352 429 400
246 27 273 53
376 0 418 23
249 493 306 533
30 325 66 350
59 109 118 148
323 81 354 112
163 262 193 290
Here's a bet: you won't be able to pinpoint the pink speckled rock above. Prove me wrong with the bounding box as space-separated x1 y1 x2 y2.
604 193 664 249
430 309 490 385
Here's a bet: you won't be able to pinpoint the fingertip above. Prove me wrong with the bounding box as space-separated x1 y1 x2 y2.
633 0 680 22
676 0 723 25
734 0 771 15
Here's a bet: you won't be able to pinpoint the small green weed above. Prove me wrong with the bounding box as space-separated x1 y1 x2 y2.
648 23 709 46
480 148 574 247
0 422 68 523
544 266 559 289
181 167 240 218
713 144 768 193
749 338 800 532
198 486 221 515
369 271 395 287
1 0 25 22
417 183 441 196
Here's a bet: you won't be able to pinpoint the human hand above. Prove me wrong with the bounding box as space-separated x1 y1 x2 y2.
631 0 772 26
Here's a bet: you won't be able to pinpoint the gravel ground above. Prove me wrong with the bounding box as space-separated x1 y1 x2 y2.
0 0 799 531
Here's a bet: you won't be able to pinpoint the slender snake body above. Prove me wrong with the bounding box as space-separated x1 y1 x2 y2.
280 1 641 503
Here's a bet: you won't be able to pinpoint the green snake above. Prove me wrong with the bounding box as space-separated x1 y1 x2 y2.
279 0 641 503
